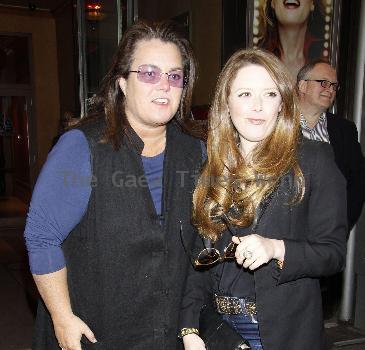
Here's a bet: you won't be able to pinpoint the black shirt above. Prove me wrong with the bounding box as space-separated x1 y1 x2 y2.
209 226 255 299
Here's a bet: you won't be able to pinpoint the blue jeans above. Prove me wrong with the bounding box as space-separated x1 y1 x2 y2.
222 313 263 350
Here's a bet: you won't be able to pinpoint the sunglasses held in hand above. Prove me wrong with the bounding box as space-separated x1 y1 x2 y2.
180 216 238 268
194 241 237 267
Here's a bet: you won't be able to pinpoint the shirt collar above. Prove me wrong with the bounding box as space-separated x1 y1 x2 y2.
300 112 326 129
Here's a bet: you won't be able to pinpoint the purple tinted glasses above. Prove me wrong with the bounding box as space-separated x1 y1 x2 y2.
129 64 184 88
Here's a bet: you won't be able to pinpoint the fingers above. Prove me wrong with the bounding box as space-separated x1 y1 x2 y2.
232 236 241 245
233 234 274 270
82 325 97 344
242 251 264 270
236 247 257 269
55 315 97 350
234 235 256 266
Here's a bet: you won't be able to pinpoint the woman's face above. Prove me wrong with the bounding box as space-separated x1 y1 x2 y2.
271 0 314 26
228 64 282 155
119 39 184 130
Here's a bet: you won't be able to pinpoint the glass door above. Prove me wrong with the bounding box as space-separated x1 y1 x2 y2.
0 96 31 203
77 0 135 116
0 33 34 209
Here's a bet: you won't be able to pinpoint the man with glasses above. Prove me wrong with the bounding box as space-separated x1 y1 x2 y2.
297 60 365 231
297 60 365 322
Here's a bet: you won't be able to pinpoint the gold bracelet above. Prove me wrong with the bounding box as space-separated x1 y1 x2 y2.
180 327 199 337
276 259 284 269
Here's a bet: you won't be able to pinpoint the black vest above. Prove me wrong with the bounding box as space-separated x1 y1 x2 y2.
33 120 202 350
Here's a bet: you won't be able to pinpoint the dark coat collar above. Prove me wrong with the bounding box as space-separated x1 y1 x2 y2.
122 119 182 155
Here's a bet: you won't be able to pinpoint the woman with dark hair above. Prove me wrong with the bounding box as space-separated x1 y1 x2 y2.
256 0 328 78
25 20 204 350
179 49 346 349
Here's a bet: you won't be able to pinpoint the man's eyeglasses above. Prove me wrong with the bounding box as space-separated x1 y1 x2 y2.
305 79 340 91
129 64 185 88
179 216 238 268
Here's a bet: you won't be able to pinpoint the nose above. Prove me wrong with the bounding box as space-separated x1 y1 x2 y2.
324 84 333 92
323 85 336 97
252 95 262 111
330 85 337 93
157 73 171 92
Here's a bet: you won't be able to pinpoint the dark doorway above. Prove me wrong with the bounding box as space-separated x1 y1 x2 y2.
0 33 34 218
0 96 31 205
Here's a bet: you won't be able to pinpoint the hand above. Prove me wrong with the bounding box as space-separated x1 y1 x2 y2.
183 333 206 350
232 234 285 270
53 313 97 350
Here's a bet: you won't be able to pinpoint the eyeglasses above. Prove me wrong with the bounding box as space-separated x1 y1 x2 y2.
129 64 185 88
179 215 238 268
305 79 340 91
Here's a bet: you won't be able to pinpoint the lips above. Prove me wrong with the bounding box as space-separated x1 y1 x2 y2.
152 98 169 105
283 0 300 9
247 118 265 125
320 94 332 99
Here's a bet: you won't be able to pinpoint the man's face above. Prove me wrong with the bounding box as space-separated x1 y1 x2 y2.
298 63 338 113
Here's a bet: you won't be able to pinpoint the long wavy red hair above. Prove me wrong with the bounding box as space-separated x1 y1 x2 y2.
192 49 304 241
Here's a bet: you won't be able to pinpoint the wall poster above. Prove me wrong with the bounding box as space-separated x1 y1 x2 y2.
247 0 341 78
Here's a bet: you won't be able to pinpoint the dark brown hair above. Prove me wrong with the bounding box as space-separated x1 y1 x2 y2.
80 19 200 149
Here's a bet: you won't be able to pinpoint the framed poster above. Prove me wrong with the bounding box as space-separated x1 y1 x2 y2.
246 0 341 78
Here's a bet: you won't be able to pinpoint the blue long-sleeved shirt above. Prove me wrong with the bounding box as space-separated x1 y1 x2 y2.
24 129 164 274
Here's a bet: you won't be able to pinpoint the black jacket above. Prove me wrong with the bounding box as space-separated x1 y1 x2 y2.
33 120 203 350
180 140 348 350
327 112 365 229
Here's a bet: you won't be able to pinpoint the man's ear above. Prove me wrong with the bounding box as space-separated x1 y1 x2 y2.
298 80 307 94
118 77 127 95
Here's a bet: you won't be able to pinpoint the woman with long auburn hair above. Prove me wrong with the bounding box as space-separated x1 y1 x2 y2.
179 49 347 350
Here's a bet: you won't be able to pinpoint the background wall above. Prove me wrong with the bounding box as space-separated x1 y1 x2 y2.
138 0 222 107
53 1 79 120
190 0 221 106
0 7 60 174
138 0 190 21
